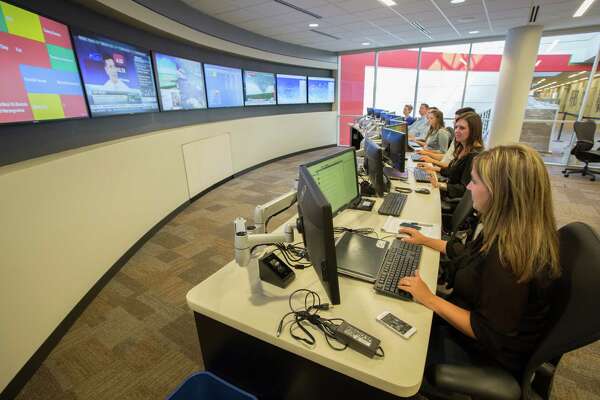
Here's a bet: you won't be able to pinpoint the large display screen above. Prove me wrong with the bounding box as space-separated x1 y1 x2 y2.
276 74 306 104
154 52 206 111
72 31 158 116
308 76 335 103
243 70 276 106
203 64 243 108
0 2 88 124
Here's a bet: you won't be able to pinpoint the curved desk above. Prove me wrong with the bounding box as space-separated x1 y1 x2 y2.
186 159 441 399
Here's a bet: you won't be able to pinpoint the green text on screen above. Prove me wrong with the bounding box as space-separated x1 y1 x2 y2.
307 151 358 214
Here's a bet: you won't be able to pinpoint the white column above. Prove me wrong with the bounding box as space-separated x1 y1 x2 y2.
488 25 543 147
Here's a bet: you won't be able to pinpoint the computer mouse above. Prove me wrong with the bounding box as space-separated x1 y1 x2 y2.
415 188 430 195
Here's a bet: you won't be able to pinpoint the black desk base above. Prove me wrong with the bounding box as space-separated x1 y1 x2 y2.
194 312 411 399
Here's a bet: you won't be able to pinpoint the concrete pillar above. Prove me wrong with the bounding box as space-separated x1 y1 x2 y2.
488 25 543 147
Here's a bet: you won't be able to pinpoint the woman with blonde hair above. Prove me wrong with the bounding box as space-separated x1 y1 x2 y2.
416 109 451 152
399 144 560 376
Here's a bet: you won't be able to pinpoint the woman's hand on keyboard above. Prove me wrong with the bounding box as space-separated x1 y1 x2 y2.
398 227 426 245
398 271 434 307
429 171 439 188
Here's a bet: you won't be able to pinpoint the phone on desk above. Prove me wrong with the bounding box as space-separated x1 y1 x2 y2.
376 311 416 339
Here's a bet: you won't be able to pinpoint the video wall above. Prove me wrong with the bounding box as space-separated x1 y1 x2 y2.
0 1 335 125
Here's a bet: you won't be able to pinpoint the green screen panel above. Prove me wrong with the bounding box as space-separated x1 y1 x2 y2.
47 44 78 72
1 1 44 42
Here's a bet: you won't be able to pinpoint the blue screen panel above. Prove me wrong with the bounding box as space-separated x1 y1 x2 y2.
308 76 335 103
154 52 206 111
72 31 159 117
276 74 306 105
203 64 244 108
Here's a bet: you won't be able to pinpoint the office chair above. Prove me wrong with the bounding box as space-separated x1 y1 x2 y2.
424 222 600 400
562 120 600 181
441 191 473 235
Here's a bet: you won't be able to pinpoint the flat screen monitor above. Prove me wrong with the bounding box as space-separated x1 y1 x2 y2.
0 1 88 124
276 74 306 104
154 52 206 111
203 64 244 108
243 70 275 106
308 76 335 103
364 138 388 197
297 165 341 305
382 127 407 172
304 148 359 216
373 109 384 119
72 31 158 117
367 107 374 116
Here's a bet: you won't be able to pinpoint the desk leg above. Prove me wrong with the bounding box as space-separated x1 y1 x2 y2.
194 312 406 400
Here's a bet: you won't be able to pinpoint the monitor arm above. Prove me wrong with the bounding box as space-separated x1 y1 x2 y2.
234 190 298 267
234 217 297 267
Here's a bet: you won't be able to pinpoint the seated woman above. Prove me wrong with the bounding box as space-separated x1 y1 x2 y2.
418 112 484 201
398 144 561 378
416 109 451 153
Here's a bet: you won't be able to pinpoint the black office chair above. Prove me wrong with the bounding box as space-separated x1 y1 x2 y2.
441 191 473 235
562 120 600 181
425 222 600 400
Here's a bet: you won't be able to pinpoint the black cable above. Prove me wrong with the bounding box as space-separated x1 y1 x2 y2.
333 226 378 239
264 200 296 233
276 289 347 351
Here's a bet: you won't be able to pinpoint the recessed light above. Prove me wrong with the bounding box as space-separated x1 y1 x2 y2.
309 23 319 28
378 0 397 6
362 42 371 46
451 0 466 3
468 30 479 34
573 0 596 17
535 59 542 67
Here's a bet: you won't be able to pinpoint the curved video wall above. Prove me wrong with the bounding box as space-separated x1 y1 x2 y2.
0 0 336 166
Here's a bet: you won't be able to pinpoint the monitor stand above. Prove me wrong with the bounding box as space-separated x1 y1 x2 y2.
335 231 389 283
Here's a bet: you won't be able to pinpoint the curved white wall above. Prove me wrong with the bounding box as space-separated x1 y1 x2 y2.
0 111 337 392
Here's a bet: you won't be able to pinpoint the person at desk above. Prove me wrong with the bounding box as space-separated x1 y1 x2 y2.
408 103 430 139
402 104 416 125
398 144 560 378
418 107 476 169
417 111 483 201
416 109 451 153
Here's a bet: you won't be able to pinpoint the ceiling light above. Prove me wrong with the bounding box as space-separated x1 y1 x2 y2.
573 0 596 17
362 42 371 46
308 23 319 27
568 71 585 78
451 0 466 3
468 30 479 34
535 59 542 67
378 0 397 6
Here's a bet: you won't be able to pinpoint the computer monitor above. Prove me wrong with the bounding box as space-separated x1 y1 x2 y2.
297 166 341 305
373 109 384 119
381 128 407 172
304 148 359 216
364 138 389 197
367 107 374 117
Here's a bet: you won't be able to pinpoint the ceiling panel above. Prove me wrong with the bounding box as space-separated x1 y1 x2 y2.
181 0 600 52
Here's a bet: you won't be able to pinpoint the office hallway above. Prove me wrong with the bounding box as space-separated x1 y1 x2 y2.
15 148 600 400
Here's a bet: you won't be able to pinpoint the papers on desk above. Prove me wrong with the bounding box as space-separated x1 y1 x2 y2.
381 217 441 239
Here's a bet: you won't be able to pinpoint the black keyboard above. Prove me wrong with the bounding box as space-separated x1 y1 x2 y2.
378 192 407 217
411 154 423 162
374 240 423 301
414 168 431 183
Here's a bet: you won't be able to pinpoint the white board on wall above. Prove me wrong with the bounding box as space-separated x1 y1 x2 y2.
182 134 234 198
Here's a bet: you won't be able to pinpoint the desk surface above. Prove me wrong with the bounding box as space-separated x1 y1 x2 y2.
187 160 441 397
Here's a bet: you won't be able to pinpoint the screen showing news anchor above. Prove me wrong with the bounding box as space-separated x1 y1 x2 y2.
276 74 306 104
243 70 275 106
72 31 158 116
308 76 335 103
0 1 88 124
154 52 206 111
203 64 244 108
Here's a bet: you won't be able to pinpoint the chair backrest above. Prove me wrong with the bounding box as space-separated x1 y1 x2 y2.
450 191 473 234
522 222 600 397
573 120 596 143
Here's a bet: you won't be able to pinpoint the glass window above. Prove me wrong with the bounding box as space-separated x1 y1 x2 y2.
339 52 376 145
374 48 419 116
524 33 600 163
416 44 470 124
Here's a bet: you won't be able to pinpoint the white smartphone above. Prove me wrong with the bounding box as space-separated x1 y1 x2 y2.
376 311 416 339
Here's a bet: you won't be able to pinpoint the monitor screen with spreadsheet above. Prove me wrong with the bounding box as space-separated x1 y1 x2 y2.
305 148 359 216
